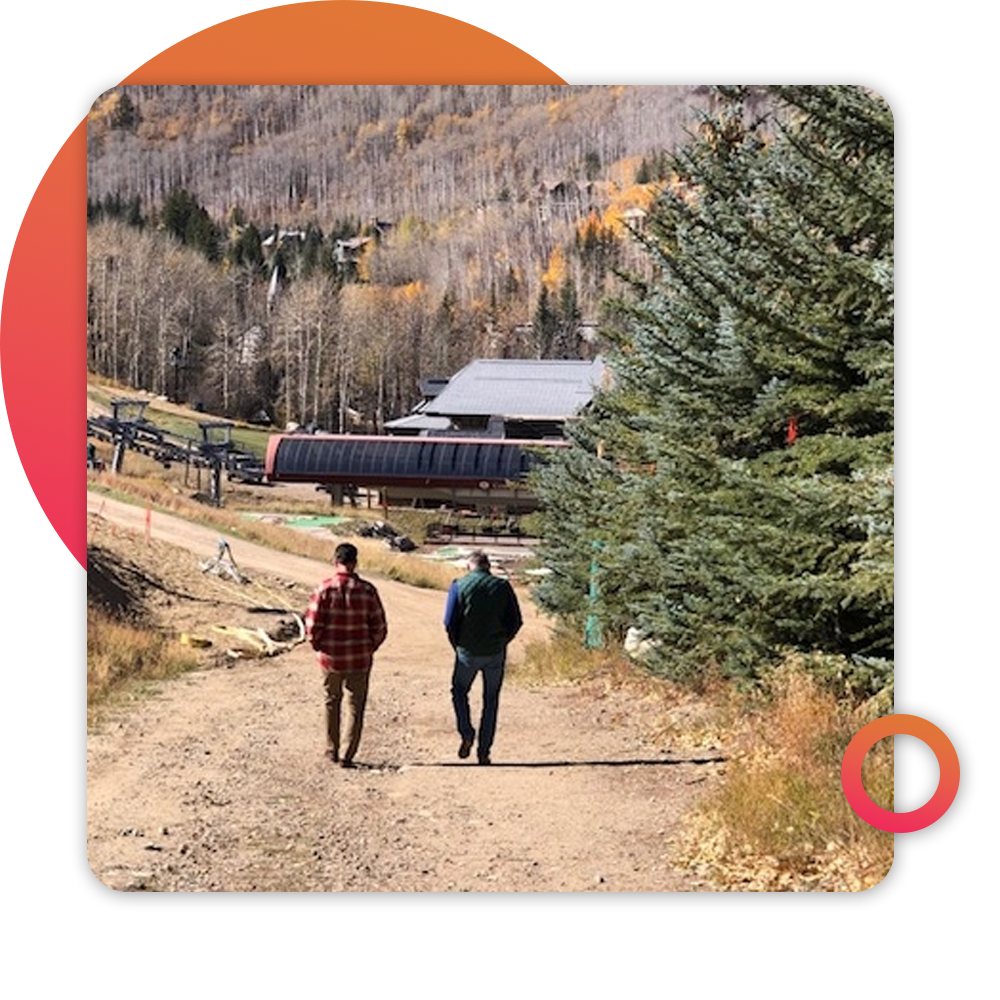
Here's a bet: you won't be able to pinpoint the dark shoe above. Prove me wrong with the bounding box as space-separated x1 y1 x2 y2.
325 749 339 763
340 759 357 769
458 736 474 759
477 755 491 766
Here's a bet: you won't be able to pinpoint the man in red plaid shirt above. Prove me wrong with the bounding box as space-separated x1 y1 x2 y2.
305 542 388 768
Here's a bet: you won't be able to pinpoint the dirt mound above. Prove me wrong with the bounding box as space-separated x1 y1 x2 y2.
87 545 154 622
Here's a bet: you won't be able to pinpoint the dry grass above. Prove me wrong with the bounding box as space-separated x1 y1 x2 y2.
87 605 199 723
671 660 894 891
87 381 271 455
513 632 742 752
510 631 620 686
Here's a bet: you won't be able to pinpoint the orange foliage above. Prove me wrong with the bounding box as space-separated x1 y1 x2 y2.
395 281 427 303
576 209 613 245
546 97 576 125
541 245 567 292
88 92 120 123
162 117 184 141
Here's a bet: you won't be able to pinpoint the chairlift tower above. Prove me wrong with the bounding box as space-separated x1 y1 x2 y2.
199 421 236 506
109 398 150 473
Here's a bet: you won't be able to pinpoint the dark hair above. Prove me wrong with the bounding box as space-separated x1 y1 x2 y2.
334 542 359 567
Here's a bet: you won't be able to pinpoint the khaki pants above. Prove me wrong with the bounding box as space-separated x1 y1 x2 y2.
323 669 370 762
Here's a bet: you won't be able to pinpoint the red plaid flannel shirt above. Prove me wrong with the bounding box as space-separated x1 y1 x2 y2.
305 571 388 672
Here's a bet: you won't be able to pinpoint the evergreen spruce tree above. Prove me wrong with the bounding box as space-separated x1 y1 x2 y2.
110 91 139 131
301 223 324 278
532 285 558 359
554 276 582 358
125 195 144 230
534 86 893 700
161 188 221 262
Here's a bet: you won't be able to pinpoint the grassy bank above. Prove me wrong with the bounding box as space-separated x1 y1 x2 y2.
669 662 893 891
87 605 200 724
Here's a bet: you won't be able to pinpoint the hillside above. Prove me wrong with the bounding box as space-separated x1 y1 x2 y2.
87 85 711 233
86 85 733 430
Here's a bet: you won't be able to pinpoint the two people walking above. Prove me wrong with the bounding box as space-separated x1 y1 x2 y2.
305 546 521 767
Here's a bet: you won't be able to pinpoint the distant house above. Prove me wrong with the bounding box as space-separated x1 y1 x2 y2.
333 234 372 265
385 357 607 439
333 217 394 267
618 206 647 232
261 227 307 248
545 179 592 201
535 178 595 224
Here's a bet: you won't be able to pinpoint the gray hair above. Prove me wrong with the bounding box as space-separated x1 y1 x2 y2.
467 550 491 571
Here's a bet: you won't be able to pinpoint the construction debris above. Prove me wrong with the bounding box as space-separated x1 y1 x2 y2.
179 633 213 649
212 614 306 660
199 538 248 583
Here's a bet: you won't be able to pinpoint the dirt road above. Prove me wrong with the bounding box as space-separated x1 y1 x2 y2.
86 492 720 891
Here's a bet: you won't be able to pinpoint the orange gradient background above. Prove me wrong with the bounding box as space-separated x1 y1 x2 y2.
0 1 564 570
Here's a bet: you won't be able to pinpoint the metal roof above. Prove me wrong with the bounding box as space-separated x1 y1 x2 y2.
383 413 454 432
424 357 605 419
265 434 567 488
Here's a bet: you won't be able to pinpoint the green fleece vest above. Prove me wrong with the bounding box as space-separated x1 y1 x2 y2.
454 570 514 656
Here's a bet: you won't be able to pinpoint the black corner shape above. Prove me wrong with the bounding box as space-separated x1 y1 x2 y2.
69 69 135 132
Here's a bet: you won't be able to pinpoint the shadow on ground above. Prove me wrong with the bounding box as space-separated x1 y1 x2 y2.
355 755 727 771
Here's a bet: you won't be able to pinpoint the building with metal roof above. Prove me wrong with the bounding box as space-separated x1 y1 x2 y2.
385 357 607 438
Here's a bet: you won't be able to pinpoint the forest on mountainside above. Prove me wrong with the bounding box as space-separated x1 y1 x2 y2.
86 85 732 428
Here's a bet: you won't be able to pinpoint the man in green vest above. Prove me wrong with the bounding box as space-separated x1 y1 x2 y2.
443 551 523 765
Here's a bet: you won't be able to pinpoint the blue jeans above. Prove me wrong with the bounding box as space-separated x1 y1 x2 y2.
451 648 505 760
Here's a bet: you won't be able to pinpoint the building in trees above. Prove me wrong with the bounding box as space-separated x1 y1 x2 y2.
386 357 607 439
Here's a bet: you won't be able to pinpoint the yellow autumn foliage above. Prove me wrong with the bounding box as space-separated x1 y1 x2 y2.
601 183 658 234
396 281 427 303
607 155 645 188
395 117 413 151
88 91 121 123
546 97 576 125
576 209 614 245
394 215 431 245
541 245 567 292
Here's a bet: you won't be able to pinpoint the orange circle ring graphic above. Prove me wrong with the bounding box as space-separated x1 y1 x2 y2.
841 714 960 833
